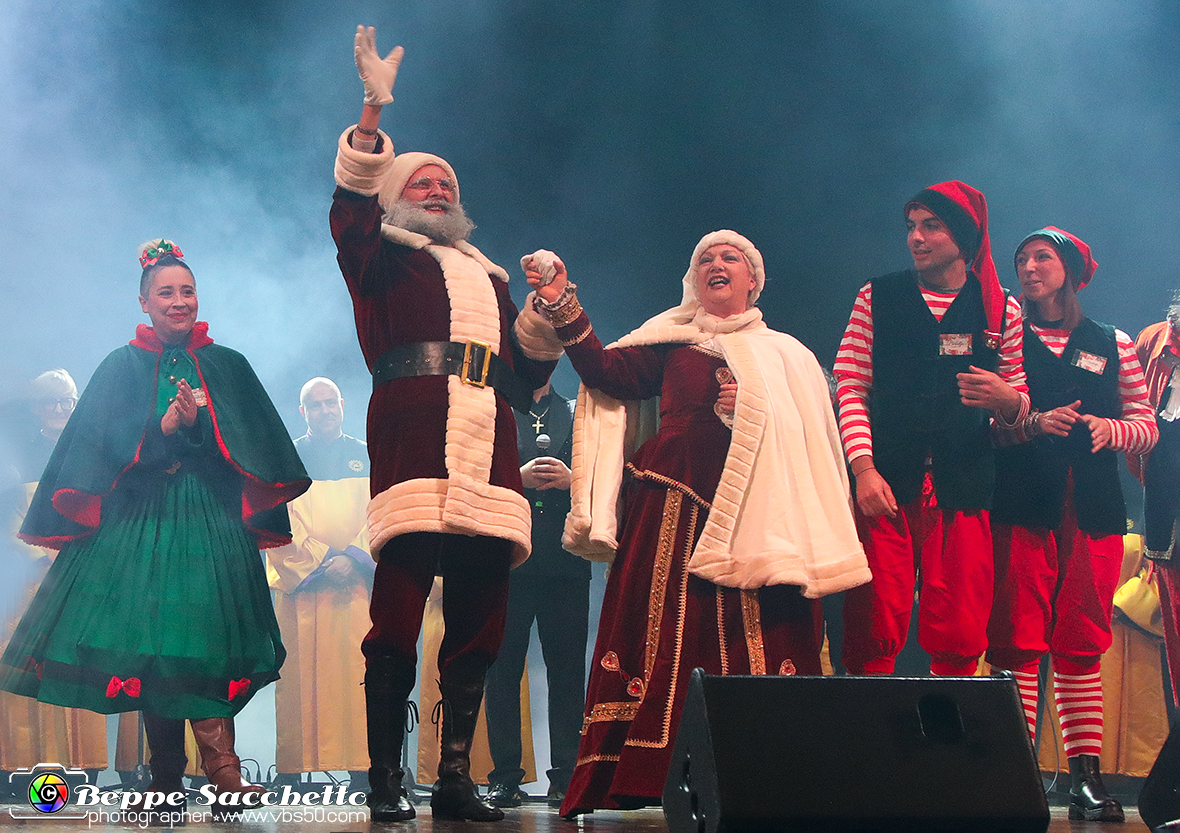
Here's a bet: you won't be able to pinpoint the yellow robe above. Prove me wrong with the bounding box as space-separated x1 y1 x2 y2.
0 482 106 771
266 476 372 773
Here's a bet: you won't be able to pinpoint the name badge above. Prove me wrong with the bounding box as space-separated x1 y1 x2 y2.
1072 350 1108 375
192 388 208 407
939 333 973 356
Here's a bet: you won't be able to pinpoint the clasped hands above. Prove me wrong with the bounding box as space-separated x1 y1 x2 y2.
1035 399 1112 453
161 378 198 436
521 457 572 490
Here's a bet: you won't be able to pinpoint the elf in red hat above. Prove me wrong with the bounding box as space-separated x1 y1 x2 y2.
834 181 1030 677
987 227 1157 822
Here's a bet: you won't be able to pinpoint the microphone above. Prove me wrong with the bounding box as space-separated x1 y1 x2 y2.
535 433 551 451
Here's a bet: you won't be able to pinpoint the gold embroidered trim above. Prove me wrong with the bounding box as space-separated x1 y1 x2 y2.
627 501 697 750
625 464 712 509
582 701 640 731
642 489 681 685
577 753 621 765
741 589 767 675
560 321 593 347
717 586 729 675
689 343 724 359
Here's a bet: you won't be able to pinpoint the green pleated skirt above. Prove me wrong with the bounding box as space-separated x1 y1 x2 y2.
0 467 285 719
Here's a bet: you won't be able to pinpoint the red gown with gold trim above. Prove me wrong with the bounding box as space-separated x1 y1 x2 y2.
558 320 823 815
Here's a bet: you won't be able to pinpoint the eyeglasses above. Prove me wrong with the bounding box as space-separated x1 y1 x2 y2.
403 177 455 195
40 398 77 412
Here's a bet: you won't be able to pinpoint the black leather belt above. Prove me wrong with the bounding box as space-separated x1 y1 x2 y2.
371 340 534 414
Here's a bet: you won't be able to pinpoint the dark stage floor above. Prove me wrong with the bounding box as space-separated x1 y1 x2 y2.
0 798 1150 832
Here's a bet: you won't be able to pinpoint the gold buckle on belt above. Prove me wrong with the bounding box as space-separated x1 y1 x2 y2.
460 340 492 388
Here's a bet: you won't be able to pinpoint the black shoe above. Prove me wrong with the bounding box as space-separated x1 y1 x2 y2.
487 782 527 808
546 784 566 809
431 775 505 821
1068 754 1125 823
368 768 416 823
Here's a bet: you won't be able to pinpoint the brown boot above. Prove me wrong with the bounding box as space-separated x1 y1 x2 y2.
190 718 264 806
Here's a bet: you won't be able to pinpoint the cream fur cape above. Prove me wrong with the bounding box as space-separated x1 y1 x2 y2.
563 232 870 598
335 127 562 567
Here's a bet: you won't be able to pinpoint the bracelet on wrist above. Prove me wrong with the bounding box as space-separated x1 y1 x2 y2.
535 281 582 327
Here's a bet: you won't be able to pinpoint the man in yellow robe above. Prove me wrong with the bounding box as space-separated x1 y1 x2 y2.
266 377 373 789
1 371 106 796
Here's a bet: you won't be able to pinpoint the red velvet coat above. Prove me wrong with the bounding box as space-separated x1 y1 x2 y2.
330 188 555 562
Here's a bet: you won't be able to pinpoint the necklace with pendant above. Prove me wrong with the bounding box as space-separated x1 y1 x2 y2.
528 404 550 434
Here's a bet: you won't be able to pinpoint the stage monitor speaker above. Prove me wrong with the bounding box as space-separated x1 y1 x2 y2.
663 668 1049 833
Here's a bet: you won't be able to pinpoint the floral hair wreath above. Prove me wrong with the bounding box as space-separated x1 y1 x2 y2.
138 239 185 269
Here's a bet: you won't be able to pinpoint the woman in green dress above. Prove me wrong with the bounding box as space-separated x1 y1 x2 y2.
0 239 309 805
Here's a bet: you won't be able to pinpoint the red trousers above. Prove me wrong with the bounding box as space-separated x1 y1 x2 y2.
362 531 512 683
842 474 993 676
987 494 1123 675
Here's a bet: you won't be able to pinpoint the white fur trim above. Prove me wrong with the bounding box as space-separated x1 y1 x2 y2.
455 241 509 283
334 126 394 196
686 329 870 597
514 291 564 360
368 479 530 566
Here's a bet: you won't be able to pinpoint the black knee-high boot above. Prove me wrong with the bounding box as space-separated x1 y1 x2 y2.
430 680 504 821
365 655 417 822
142 713 187 797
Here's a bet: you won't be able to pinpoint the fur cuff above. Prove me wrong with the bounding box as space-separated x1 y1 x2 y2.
514 292 564 360
334 126 394 196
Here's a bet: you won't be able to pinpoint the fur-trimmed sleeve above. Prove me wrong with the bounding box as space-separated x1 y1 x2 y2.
514 291 564 360
334 126 394 196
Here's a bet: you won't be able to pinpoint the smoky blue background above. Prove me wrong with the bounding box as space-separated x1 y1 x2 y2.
1 0 1178 793
3 0 1178 433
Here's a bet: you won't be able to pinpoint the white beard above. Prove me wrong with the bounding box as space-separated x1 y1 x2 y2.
383 198 476 245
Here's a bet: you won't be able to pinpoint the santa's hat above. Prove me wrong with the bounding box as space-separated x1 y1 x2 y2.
906 181 1004 337
379 151 460 210
1015 226 1097 290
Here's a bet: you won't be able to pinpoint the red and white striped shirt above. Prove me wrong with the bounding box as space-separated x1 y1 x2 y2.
833 281 1030 464
994 324 1158 453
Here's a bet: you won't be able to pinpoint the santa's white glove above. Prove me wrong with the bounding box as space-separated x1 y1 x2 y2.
521 249 562 287
354 25 404 106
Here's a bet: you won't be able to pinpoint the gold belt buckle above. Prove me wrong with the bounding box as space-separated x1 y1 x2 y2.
460 340 492 388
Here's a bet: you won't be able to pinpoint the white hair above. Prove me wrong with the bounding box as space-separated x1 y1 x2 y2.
30 368 77 401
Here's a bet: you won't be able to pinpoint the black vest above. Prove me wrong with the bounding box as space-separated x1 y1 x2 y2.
991 319 1126 535
868 270 1001 509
